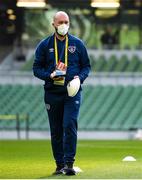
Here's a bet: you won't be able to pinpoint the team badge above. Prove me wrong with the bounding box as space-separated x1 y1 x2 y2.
68 46 76 53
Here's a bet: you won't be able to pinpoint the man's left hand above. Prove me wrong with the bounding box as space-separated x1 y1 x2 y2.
74 75 79 79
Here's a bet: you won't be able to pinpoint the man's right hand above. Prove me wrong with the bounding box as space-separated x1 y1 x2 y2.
50 71 56 79
56 61 67 71
50 71 64 81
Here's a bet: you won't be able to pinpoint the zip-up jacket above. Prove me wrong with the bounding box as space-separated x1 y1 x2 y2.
33 33 91 93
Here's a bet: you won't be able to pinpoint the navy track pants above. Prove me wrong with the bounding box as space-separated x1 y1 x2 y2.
44 90 81 165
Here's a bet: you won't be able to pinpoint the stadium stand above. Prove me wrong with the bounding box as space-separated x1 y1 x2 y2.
21 54 142 73
0 84 142 131
22 9 140 49
89 54 142 72
20 56 34 71
0 46 12 63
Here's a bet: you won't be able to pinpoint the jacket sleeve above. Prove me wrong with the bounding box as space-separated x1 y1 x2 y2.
78 42 91 83
33 41 51 81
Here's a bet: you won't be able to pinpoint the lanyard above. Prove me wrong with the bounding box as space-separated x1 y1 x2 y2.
54 35 68 66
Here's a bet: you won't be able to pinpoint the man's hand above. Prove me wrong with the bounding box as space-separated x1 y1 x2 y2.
74 75 79 79
50 61 67 81
56 61 67 71
50 71 64 81
50 71 56 79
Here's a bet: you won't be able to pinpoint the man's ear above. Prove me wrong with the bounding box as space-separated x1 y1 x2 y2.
52 22 55 27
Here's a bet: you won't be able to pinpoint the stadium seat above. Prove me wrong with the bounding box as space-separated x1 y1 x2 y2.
103 55 117 72
113 55 129 72
94 55 106 71
125 55 140 72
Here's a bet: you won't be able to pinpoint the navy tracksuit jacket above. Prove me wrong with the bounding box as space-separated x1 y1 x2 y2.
33 33 91 165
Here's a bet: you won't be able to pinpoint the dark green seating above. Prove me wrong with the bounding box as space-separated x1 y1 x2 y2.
125 55 140 72
103 55 117 72
1 85 142 131
113 55 129 72
93 55 106 71
90 55 142 72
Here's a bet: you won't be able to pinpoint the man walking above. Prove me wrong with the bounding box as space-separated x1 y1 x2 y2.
33 11 91 175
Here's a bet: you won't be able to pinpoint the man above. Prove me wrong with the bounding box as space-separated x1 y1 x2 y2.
33 11 90 175
100 26 116 49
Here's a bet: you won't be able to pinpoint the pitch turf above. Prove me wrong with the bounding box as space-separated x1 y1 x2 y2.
0 140 142 179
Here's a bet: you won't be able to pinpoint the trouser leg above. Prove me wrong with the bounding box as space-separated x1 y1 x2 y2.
44 92 64 165
63 91 81 164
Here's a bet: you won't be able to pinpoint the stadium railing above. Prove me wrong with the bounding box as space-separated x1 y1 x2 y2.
0 114 29 139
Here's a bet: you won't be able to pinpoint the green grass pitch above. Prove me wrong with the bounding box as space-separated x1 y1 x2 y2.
0 140 142 179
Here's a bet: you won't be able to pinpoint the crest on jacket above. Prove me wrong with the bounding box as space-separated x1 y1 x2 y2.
68 46 76 53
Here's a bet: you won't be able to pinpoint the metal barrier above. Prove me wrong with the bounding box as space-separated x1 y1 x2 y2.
0 114 29 139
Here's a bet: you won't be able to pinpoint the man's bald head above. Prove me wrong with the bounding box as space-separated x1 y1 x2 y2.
53 11 69 23
52 11 70 28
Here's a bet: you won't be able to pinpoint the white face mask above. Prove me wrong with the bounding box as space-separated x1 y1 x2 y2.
57 24 69 36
